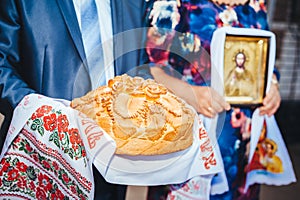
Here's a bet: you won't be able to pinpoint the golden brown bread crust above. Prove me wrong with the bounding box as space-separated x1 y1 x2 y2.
71 74 195 155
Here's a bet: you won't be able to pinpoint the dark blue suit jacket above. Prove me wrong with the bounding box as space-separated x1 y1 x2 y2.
0 0 151 109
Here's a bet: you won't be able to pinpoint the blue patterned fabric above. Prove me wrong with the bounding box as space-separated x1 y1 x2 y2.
146 0 272 199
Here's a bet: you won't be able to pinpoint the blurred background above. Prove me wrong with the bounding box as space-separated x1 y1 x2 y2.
261 0 300 199
0 0 299 199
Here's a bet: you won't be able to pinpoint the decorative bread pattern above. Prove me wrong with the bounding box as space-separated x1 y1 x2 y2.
71 74 195 155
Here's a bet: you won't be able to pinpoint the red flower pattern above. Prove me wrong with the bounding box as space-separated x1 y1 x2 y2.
31 105 52 120
43 113 57 131
32 153 39 162
7 168 20 181
17 176 27 189
30 105 87 161
79 193 87 200
0 160 10 176
62 173 70 184
29 181 36 191
58 114 69 133
14 135 22 143
0 104 90 199
69 128 82 145
51 189 65 200
16 161 28 172
52 161 59 171
41 160 51 170
36 187 47 200
38 173 52 191
70 185 78 195
25 143 33 152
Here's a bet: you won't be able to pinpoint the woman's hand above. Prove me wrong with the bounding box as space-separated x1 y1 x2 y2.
150 66 230 118
187 85 231 118
259 75 281 116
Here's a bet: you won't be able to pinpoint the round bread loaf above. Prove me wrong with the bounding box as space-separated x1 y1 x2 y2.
71 74 195 155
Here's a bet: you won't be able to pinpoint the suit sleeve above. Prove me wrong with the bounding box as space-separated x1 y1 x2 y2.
0 0 36 108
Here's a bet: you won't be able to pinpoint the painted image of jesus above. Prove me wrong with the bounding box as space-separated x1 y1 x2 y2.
224 51 255 97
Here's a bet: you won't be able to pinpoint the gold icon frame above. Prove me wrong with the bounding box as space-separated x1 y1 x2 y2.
223 34 270 107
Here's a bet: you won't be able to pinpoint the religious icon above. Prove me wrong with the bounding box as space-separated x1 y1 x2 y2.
246 121 284 174
223 34 270 106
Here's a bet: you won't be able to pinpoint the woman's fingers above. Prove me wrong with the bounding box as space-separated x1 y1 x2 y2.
211 89 231 112
191 86 230 118
259 83 281 116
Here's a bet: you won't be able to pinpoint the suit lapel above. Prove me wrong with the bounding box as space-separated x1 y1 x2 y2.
56 0 86 63
111 0 123 74
56 0 92 97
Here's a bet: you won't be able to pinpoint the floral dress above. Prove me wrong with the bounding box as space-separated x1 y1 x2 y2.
145 0 271 199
